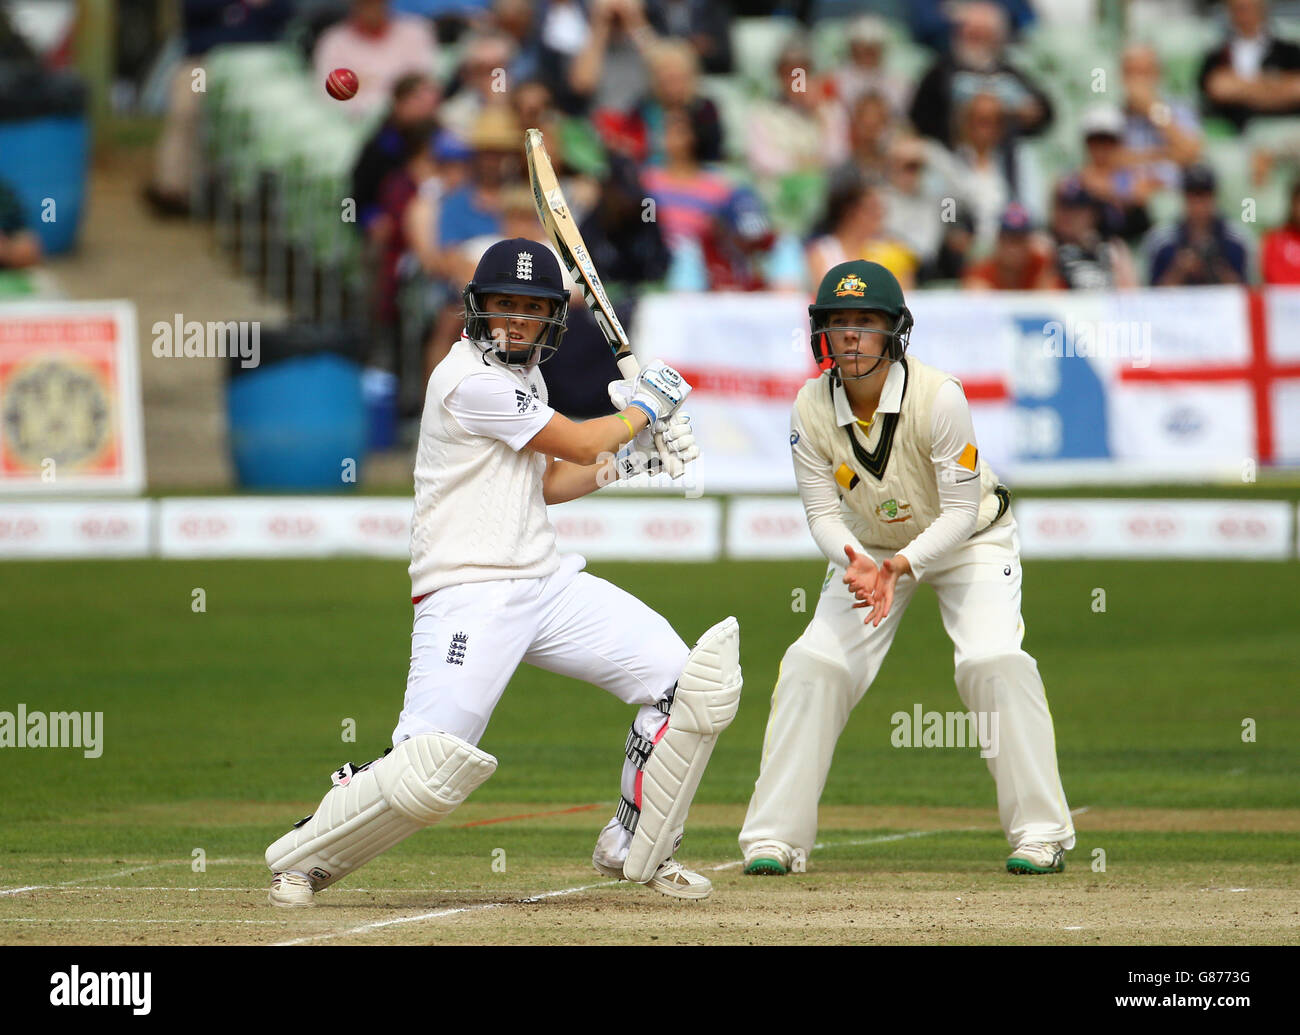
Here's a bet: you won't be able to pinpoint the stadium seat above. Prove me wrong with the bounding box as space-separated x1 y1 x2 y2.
1141 21 1220 102
730 17 803 95
809 0 904 20
1203 136 1257 229
1145 187 1184 233
698 74 751 162
767 170 828 237
1014 22 1120 109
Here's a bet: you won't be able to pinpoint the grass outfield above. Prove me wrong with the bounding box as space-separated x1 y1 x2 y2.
0 557 1297 944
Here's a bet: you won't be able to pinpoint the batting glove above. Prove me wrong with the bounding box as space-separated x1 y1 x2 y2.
655 411 699 465
613 432 665 480
615 360 690 424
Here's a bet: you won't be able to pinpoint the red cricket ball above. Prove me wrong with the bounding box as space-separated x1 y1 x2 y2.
326 67 359 101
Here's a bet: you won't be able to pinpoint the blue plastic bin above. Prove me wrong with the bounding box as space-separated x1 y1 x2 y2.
0 116 89 255
0 59 89 257
362 367 398 451
227 353 366 489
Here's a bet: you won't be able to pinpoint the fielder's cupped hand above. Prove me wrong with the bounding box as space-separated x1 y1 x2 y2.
847 551 912 628
843 545 878 604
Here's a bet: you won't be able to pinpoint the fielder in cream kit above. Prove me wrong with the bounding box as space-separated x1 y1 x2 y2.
265 240 742 905
740 260 1074 877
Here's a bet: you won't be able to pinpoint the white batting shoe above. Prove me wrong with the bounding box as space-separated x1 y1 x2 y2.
268 870 316 907
592 855 712 900
1006 841 1066 875
644 858 712 899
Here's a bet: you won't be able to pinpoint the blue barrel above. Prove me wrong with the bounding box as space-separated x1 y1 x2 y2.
0 67 89 255
227 353 366 489
362 367 398 451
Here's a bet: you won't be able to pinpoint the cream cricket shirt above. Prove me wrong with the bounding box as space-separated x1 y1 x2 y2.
790 357 1009 580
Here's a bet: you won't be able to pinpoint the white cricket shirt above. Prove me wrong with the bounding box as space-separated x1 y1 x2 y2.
408 334 560 598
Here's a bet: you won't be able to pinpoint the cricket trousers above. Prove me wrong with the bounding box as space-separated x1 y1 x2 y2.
393 553 689 858
739 515 1074 861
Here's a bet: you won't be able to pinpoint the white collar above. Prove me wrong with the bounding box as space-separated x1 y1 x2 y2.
832 360 906 426
460 330 537 376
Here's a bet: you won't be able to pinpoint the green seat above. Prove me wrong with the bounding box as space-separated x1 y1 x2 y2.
301 131 365 265
557 116 607 178
1017 22 1120 107
1203 136 1256 222
203 44 304 141
766 170 827 237
1139 20 1219 102
1146 187 1184 229
0 270 35 297
731 16 803 95
885 37 934 84
698 74 751 162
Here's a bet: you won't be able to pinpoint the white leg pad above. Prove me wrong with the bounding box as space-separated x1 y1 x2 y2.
624 616 742 883
265 731 497 890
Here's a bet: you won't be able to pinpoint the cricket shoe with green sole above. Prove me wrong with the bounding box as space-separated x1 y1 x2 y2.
1006 841 1066 874
743 840 793 876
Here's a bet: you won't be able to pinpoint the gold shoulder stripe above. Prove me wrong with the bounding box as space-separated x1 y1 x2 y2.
835 463 860 491
957 443 978 471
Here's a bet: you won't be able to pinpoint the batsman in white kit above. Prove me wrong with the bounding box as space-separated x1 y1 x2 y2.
739 260 1073 877
265 239 741 905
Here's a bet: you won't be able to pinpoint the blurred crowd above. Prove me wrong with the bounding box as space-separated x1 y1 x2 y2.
126 0 1300 408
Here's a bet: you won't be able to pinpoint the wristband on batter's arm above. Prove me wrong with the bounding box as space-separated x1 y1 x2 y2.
627 401 657 425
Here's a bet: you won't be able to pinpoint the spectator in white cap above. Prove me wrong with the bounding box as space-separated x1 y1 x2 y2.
1077 103 1160 242
834 15 909 115
1121 43 1202 191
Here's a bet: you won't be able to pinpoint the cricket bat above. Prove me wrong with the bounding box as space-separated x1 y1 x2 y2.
523 128 684 477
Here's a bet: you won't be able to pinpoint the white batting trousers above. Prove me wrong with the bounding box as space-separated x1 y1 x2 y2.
393 553 688 748
739 515 1075 861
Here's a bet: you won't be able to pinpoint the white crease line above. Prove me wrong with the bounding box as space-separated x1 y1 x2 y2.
0 858 252 897
272 879 622 946
277 826 991 943
712 811 1093 873
8 811 1098 923
709 827 956 872
7 885 394 895
0 917 287 925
